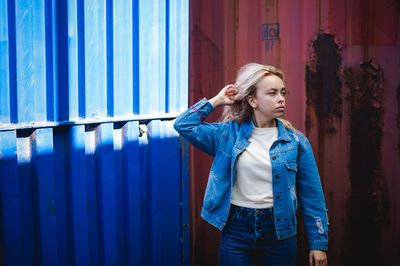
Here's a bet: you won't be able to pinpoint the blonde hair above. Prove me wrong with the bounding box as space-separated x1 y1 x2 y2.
221 63 295 130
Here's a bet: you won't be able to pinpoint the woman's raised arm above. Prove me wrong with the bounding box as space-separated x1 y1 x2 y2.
173 85 237 156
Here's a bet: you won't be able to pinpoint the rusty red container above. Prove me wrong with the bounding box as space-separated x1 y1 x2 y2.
189 0 400 265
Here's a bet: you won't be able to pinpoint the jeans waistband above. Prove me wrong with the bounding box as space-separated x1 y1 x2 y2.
230 204 274 216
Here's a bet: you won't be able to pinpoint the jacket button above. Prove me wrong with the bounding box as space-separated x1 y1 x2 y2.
277 218 281 221
272 156 276 160
276 195 280 199
275 174 279 178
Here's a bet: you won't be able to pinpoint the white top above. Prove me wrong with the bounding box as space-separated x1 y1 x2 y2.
230 126 278 208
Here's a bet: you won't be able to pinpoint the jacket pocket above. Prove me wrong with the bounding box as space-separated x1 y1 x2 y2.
210 150 232 181
203 176 231 212
284 161 297 189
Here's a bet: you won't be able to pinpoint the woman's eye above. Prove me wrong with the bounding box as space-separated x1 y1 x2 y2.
268 92 276 95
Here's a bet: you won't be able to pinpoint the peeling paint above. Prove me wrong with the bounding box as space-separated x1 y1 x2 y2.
306 33 342 135
343 61 390 265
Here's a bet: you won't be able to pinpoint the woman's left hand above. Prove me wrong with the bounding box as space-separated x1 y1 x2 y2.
309 250 327 266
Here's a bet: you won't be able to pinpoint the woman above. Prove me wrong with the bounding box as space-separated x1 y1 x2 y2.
174 63 328 266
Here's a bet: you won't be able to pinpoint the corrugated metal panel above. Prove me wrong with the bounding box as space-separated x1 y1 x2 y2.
0 0 189 265
0 0 188 127
0 121 189 265
189 0 400 265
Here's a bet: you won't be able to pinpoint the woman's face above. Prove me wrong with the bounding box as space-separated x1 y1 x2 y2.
248 74 286 120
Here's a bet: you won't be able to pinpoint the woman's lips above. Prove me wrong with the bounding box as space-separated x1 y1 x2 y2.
276 106 285 111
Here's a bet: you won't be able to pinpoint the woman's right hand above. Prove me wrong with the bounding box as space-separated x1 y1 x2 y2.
209 84 238 108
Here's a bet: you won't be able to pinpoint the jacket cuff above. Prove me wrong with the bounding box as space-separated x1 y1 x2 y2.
190 98 215 120
309 242 328 251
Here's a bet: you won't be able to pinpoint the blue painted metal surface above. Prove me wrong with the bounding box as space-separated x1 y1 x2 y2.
0 0 188 125
0 0 189 265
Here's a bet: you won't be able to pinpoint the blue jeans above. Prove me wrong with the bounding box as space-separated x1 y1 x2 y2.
219 205 297 266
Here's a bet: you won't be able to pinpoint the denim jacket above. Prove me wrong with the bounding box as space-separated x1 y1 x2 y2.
174 98 329 251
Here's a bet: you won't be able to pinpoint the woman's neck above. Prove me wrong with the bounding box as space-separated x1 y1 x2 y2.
252 115 276 128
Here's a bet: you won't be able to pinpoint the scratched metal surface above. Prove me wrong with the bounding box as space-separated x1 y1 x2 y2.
189 0 400 265
0 1 189 265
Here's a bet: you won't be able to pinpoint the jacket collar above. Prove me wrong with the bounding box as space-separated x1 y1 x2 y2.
239 118 291 142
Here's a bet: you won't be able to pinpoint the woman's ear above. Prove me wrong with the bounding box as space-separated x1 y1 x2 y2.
247 95 257 108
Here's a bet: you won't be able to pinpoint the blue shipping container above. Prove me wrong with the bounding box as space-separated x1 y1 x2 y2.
0 0 189 265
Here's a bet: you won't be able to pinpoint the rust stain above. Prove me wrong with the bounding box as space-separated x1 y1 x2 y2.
305 33 342 135
303 33 343 264
343 61 390 265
